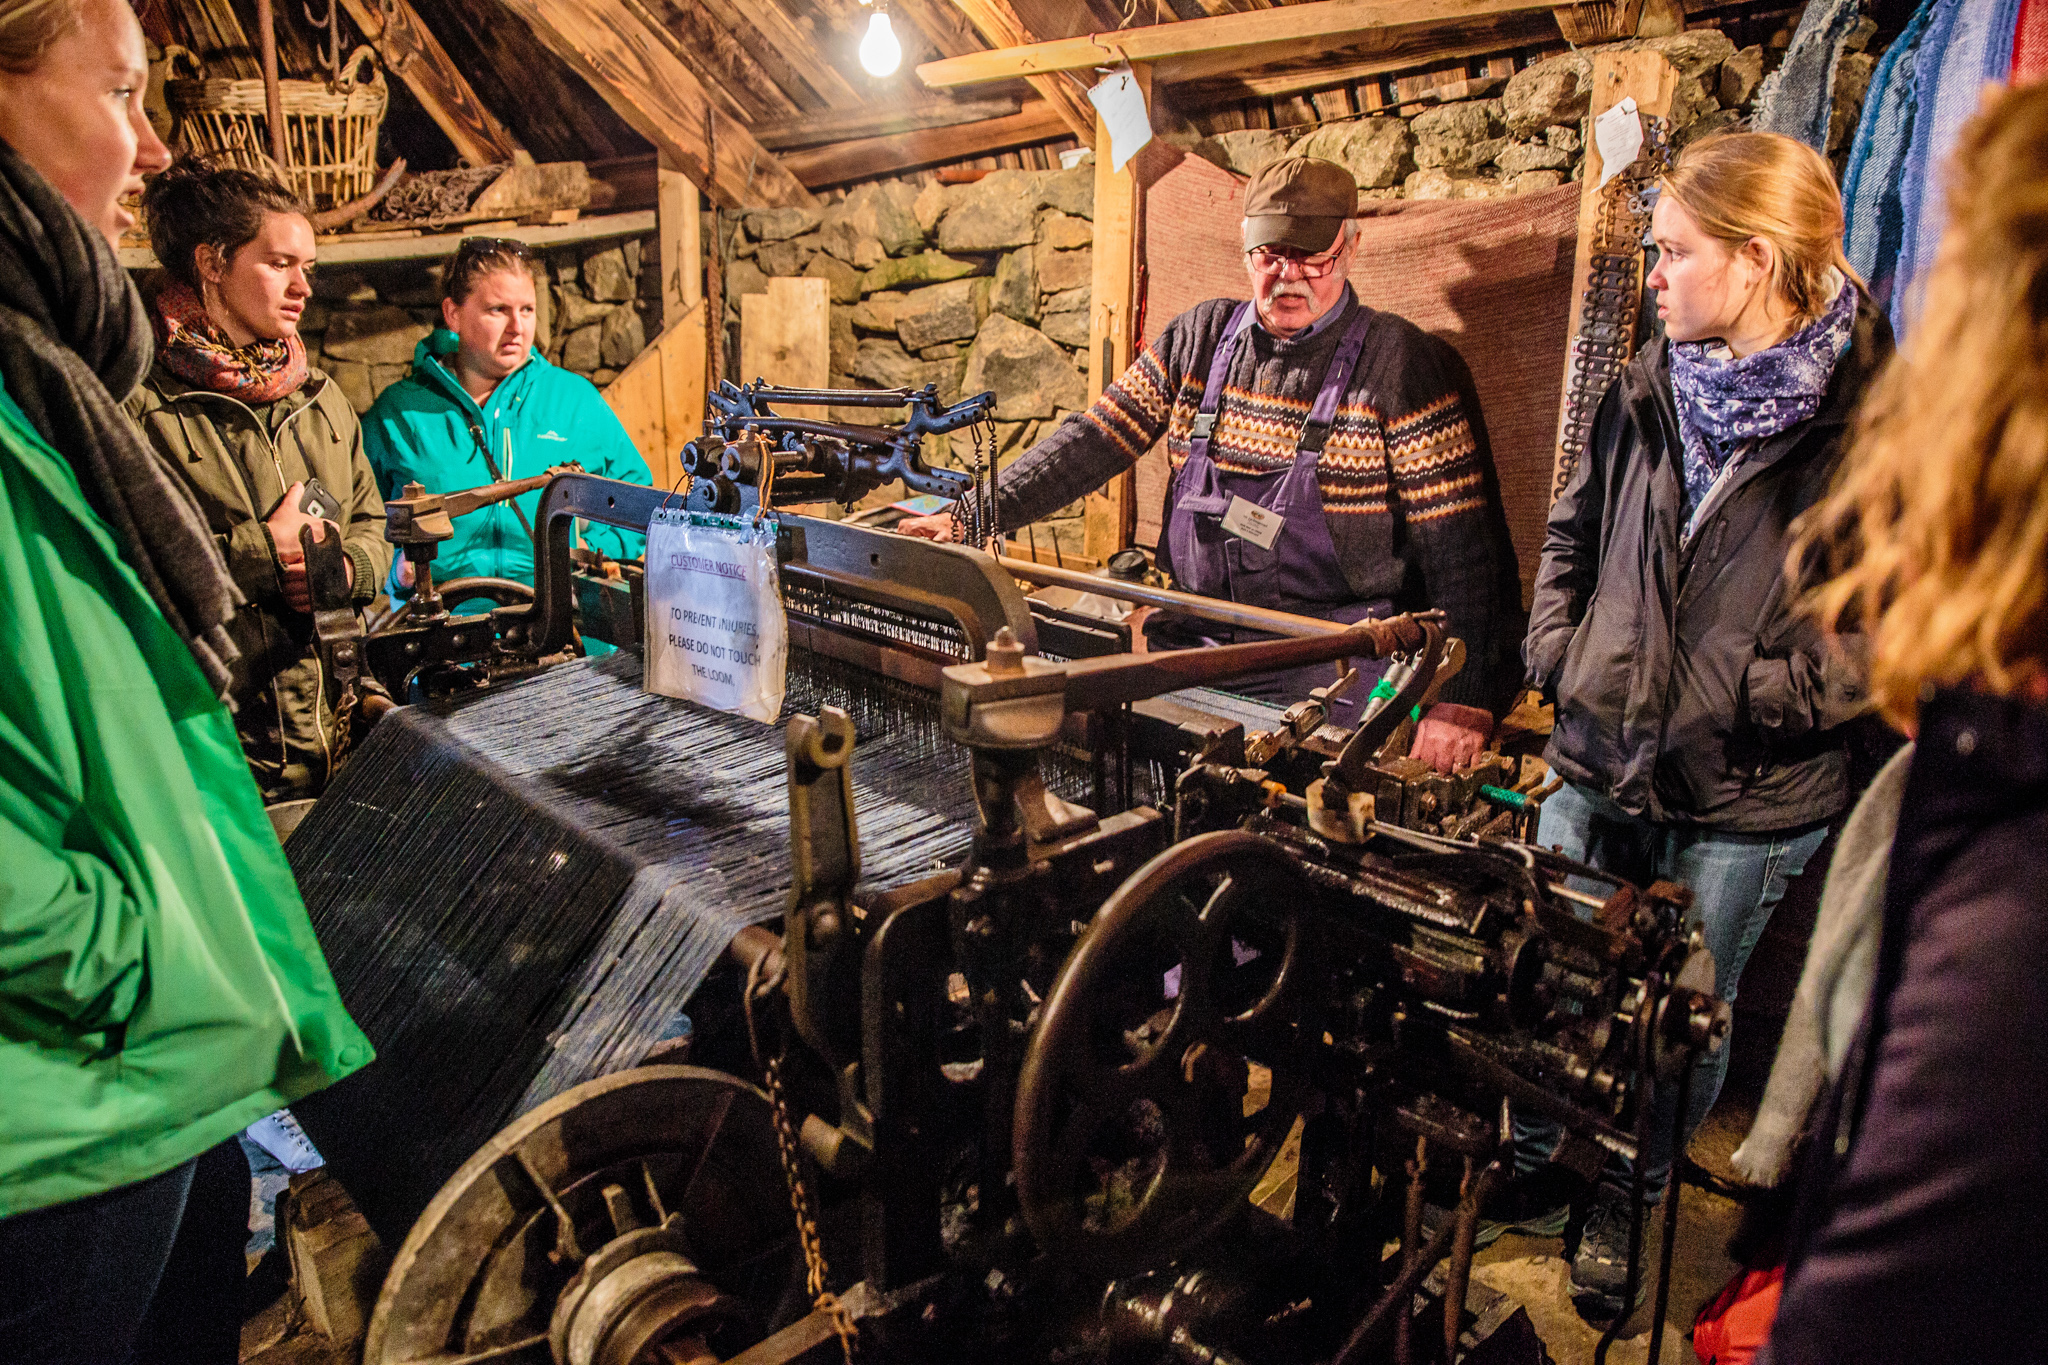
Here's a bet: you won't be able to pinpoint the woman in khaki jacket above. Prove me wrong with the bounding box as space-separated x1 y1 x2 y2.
126 159 390 801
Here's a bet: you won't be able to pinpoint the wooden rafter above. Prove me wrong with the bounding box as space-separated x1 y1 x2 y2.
918 0 1558 87
1174 10 1558 99
338 0 526 166
946 0 1098 148
753 96 1023 151
780 99 1069 185
642 0 805 122
696 0 867 110
494 0 816 209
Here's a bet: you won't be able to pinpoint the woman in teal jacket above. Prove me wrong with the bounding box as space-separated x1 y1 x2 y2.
363 236 651 601
0 1 369 1358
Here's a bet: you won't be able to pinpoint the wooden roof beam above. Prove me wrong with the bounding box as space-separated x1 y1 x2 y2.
918 0 1559 87
780 99 1069 186
341 0 526 166
1173 10 1558 98
945 0 1098 148
753 96 1024 151
493 0 816 209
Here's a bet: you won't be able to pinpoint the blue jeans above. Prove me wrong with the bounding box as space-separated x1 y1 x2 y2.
1515 781 1828 1193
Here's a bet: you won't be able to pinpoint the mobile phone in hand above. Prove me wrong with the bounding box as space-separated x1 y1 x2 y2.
269 477 344 523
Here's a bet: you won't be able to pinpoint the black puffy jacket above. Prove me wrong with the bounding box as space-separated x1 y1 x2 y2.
1523 297 1892 831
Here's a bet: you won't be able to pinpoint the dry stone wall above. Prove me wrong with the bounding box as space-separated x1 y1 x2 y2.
297 235 663 416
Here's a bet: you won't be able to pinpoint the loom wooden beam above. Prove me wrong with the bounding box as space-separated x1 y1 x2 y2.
780 100 1069 186
658 150 703 314
492 0 817 209
339 0 526 166
1082 63 1149 561
918 0 1557 87
752 96 1023 151
945 0 1098 148
1550 49 1677 501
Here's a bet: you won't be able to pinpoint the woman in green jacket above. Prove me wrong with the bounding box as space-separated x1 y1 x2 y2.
126 159 392 802
364 235 651 601
0 0 370 1359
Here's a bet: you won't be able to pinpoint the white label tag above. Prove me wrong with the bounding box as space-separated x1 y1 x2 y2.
1220 494 1284 551
1594 96 1642 191
1087 63 1153 172
643 509 788 723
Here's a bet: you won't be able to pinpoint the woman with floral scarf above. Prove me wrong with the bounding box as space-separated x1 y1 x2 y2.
1515 131 1893 1319
125 158 391 803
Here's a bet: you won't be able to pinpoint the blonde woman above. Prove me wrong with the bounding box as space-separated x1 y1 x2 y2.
1517 131 1892 1315
1758 84 2048 1365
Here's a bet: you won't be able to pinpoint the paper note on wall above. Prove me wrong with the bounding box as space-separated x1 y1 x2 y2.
643 509 788 722
1594 97 1643 191
1088 64 1152 173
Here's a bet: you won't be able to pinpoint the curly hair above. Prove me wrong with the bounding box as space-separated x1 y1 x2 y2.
141 155 308 291
1662 130 1865 324
1793 82 2048 729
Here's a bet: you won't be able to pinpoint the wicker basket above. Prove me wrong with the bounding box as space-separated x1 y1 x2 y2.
164 44 387 210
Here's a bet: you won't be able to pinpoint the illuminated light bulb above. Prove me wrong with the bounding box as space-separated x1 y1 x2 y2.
859 10 901 78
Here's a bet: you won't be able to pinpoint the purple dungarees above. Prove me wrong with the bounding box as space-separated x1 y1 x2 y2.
1157 297 1391 722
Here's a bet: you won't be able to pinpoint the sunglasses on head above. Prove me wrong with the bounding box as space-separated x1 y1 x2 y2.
455 235 534 260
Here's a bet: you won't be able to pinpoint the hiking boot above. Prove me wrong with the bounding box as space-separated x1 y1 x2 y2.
1570 1186 1649 1320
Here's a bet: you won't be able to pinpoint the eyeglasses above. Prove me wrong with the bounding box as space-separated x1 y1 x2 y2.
1247 245 1346 279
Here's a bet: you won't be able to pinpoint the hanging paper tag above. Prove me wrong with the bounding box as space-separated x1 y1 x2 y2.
1594 97 1643 191
1221 494 1284 550
1087 63 1153 173
643 508 788 723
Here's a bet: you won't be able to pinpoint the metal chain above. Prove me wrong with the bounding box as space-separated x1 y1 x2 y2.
764 1054 857 1360
1555 113 1672 500
980 414 1001 553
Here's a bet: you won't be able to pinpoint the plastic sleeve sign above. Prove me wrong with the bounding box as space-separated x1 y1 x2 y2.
642 508 788 723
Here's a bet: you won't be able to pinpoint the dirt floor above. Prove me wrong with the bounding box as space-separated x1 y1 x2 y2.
1468 1097 1756 1365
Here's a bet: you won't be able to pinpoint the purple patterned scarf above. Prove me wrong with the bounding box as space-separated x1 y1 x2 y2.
1669 277 1858 514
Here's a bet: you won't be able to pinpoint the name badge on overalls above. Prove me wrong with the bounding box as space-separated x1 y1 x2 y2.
1221 494 1284 550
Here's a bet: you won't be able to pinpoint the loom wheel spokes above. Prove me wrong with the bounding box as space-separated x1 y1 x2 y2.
1013 831 1317 1278
364 1066 792 1365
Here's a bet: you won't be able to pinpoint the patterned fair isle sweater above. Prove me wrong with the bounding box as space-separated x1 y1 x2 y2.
992 292 1521 712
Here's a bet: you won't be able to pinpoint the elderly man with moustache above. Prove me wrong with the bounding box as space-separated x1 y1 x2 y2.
904 156 1520 767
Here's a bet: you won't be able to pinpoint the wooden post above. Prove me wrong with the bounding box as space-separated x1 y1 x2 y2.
658 151 703 319
1083 63 1150 562
254 0 286 171
1550 50 1679 502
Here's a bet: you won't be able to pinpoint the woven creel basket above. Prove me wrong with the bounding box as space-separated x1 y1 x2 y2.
164 44 387 209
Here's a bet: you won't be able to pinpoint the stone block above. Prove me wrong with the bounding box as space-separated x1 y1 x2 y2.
369 362 409 399
1546 124 1583 154
314 268 375 304
1193 128 1289 177
990 246 1038 324
1508 170 1567 194
1043 285 1090 314
861 251 977 294
624 239 641 278
756 235 818 278
298 299 331 334
829 306 859 374
851 291 911 333
591 368 619 386
1495 139 1573 175
918 342 963 360
326 359 374 414
896 277 989 352
563 322 603 373
582 247 634 302
817 217 887 269
1038 247 1092 294
555 286 616 333
1501 54 1591 137
1403 169 1514 201
807 251 865 304
852 337 922 388
1720 45 1765 109
1829 52 1877 153
600 306 646 368
1038 163 1093 219
1411 101 1506 173
725 258 770 300
1287 117 1413 191
1037 213 1094 251
913 179 947 236
838 180 924 256
745 206 821 241
937 170 1043 252
321 306 430 365
1039 310 1090 348
963 313 1087 421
